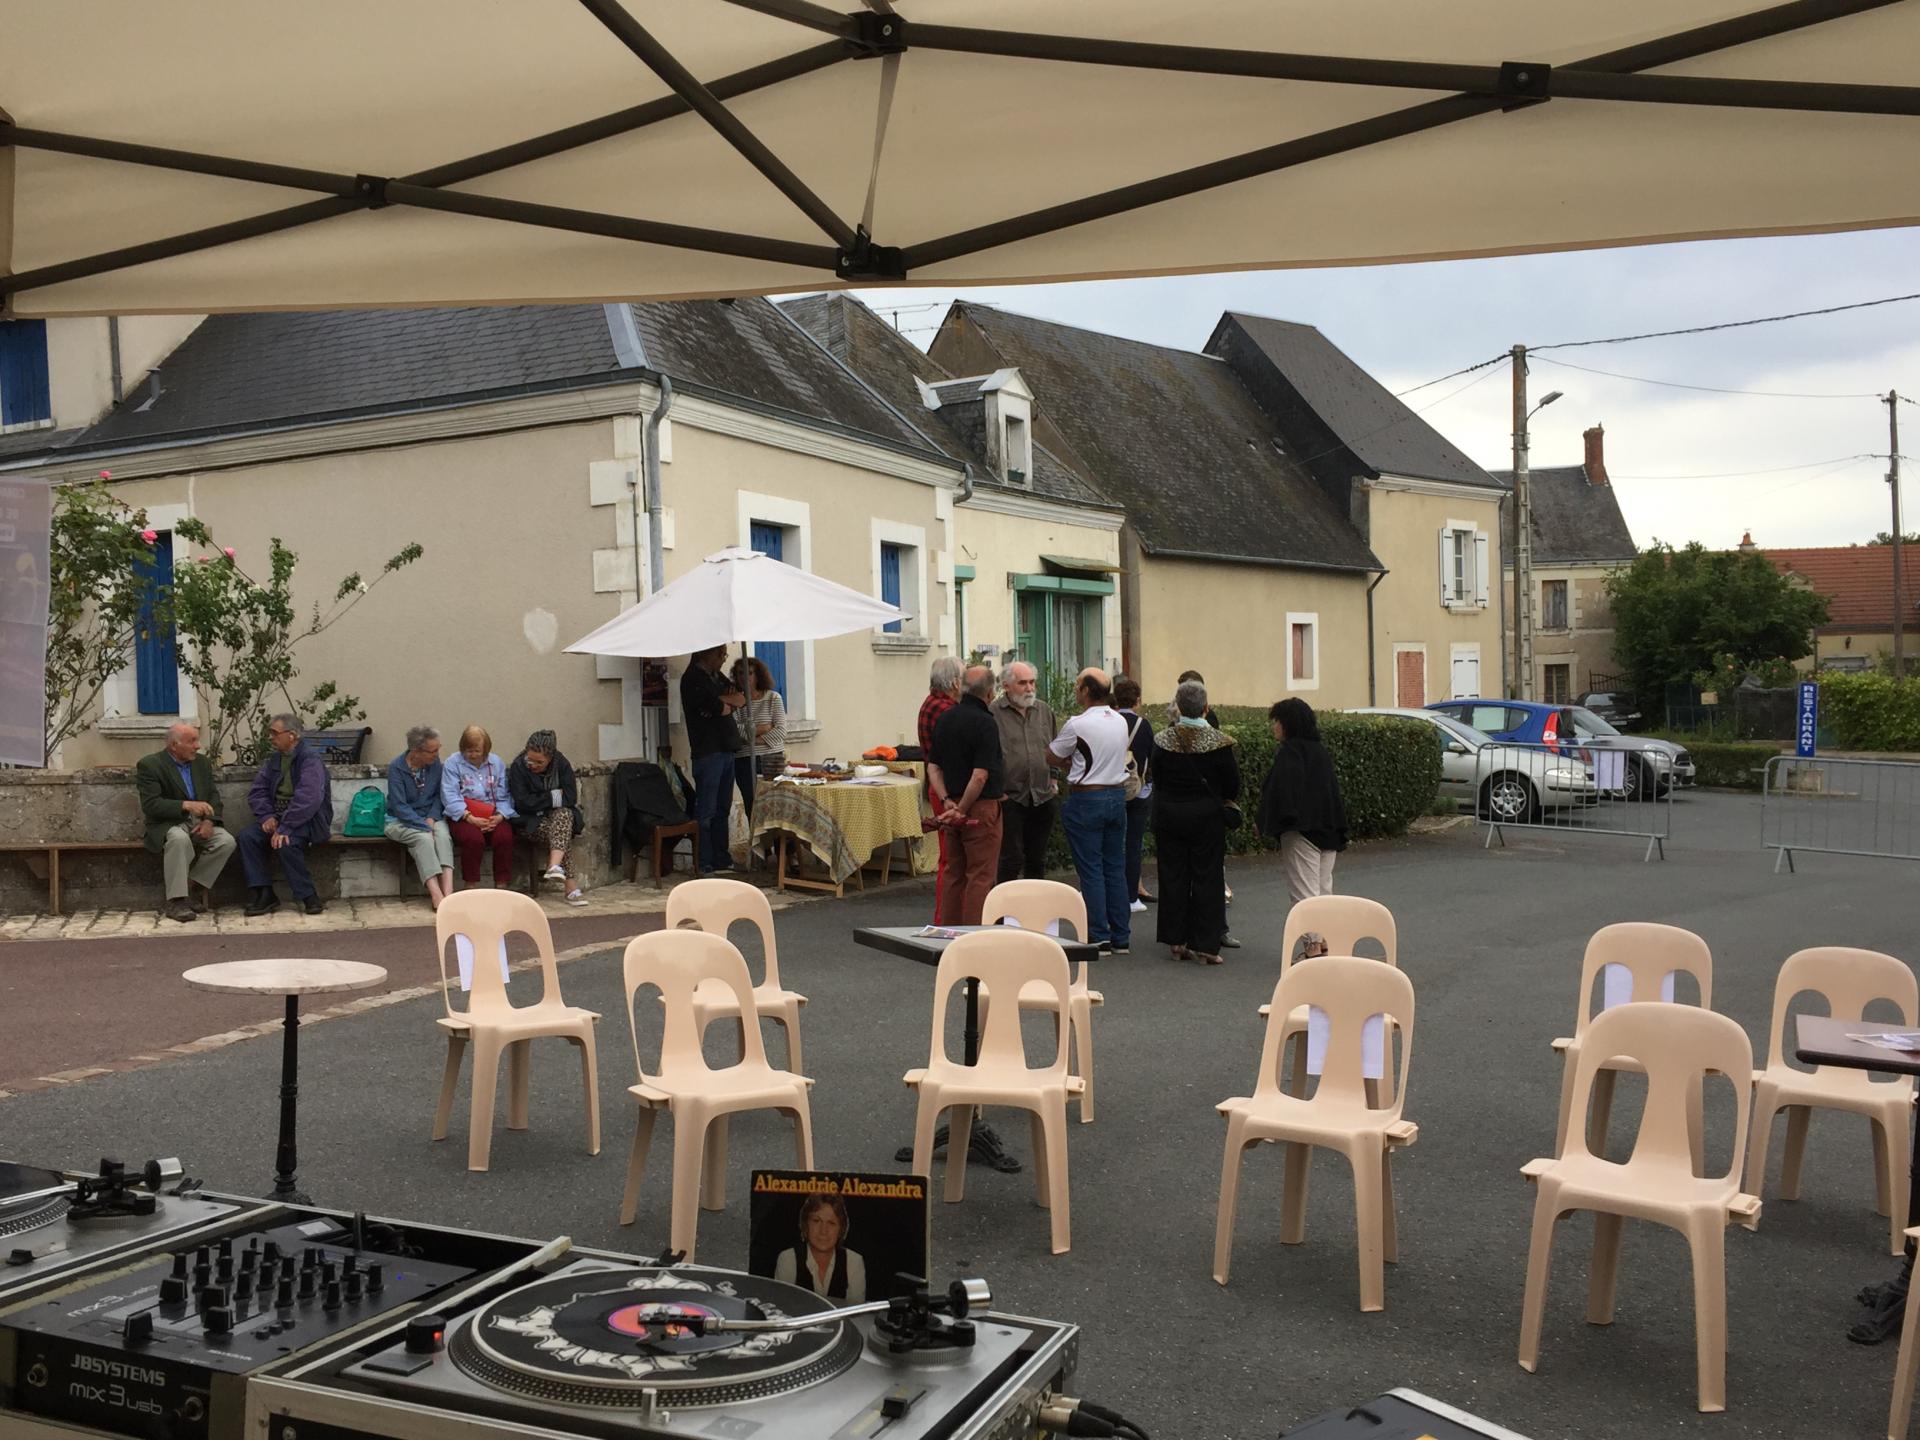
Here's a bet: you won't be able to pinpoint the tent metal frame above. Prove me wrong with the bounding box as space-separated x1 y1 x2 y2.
1 0 1914 312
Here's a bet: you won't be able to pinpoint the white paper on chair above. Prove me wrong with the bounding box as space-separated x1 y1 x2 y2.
992 917 1065 937
1601 964 1675 1010
453 934 512 992
1306 1007 1386 1080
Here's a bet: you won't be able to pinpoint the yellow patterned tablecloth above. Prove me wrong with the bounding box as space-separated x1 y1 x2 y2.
749 774 934 884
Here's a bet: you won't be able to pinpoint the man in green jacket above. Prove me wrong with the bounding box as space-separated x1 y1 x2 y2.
134 721 236 923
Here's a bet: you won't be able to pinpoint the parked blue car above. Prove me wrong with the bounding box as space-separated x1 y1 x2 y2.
1426 699 1695 799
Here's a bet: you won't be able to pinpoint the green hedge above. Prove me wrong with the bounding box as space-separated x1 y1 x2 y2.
1040 711 1440 870
1673 739 1779 791
1814 672 1920 752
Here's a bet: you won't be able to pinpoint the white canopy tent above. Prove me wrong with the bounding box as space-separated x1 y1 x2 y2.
2 1 1917 318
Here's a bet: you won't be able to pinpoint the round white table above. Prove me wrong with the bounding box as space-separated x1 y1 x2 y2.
183 958 388 1204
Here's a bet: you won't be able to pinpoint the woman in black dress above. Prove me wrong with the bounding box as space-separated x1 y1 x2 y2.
1151 679 1240 964
1256 697 1348 903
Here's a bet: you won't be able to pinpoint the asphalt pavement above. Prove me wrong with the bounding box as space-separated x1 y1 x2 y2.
4 793 1918 1438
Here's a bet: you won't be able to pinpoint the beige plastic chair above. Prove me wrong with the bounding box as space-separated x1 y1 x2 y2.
667 878 807 1074
430 891 601 1172
1518 1002 1761 1414
1746 947 1917 1255
1888 1227 1920 1440
905 928 1078 1254
618 928 814 1263
982 879 1102 1123
1552 922 1713 1167
1215 956 1418 1311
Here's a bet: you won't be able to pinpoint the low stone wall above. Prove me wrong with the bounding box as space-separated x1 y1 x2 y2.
0 763 624 915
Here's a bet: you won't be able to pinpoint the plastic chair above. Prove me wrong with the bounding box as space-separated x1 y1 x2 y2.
430 891 601 1172
668 878 807 1074
1214 956 1418 1310
905 929 1078 1254
983 880 1102 1123
1746 947 1917 1255
1517 1002 1761 1414
618 928 814 1263
1552 923 1713 1167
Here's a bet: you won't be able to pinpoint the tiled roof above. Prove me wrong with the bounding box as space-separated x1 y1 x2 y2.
1209 313 1500 490
937 304 1379 571
778 293 1112 509
1486 464 1639 565
1760 543 1920 631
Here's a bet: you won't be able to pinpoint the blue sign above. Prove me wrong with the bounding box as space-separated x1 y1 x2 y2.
1796 681 1819 758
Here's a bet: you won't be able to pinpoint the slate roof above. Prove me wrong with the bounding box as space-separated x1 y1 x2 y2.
1485 464 1639 565
1207 313 1500 490
779 293 1111 509
936 303 1380 570
0 427 83 462
53 301 950 464
1761 543 1920 632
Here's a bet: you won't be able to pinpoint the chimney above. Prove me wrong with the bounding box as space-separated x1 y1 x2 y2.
1738 531 1756 554
1583 424 1608 486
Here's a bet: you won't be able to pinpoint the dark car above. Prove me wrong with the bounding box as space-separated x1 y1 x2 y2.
1577 691 1644 732
1428 699 1695 799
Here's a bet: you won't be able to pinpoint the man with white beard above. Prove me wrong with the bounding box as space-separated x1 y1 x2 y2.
991 660 1060 883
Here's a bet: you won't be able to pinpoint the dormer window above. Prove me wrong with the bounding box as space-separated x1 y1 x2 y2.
980 368 1036 489
1004 412 1031 488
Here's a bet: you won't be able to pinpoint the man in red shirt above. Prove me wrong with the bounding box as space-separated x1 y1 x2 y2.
917 657 963 916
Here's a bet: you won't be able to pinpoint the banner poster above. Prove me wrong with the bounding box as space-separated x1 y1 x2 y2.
0 477 52 767
748 1170 930 1305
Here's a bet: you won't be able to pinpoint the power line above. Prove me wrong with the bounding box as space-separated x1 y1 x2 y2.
1611 454 1877 481
1532 291 1920 353
1392 352 1507 399
1409 360 1504 415
1532 354 1883 401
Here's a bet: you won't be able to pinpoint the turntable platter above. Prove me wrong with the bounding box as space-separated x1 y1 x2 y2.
451 1268 861 1409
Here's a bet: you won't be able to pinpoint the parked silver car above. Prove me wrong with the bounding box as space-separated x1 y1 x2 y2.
1346 707 1599 823
1561 705 1696 796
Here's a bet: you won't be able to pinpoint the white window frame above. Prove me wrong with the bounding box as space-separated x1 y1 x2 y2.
1439 519 1490 610
736 491 815 722
1391 641 1428 707
1449 641 1483 699
1286 611 1320 692
869 519 928 639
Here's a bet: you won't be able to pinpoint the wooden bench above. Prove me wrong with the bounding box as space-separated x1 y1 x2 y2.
0 835 409 916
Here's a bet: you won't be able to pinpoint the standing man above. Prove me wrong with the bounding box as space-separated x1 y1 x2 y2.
992 661 1058 882
928 664 1005 925
134 721 236 923
236 713 334 917
917 656 963 916
681 645 746 875
1048 668 1132 953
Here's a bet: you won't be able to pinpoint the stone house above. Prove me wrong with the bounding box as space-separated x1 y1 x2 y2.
1490 425 1639 702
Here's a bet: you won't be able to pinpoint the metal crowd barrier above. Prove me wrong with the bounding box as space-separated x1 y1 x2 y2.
1478 741 1673 862
1762 755 1920 873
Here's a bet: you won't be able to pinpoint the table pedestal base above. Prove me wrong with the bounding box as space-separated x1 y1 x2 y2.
270 995 309 1205
894 1119 1023 1174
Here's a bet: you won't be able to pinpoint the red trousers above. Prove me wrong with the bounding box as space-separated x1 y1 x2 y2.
935 800 1004 927
450 817 515 885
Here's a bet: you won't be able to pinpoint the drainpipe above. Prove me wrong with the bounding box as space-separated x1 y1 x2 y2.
1365 570 1388 705
641 376 674 595
956 460 976 505
108 318 124 405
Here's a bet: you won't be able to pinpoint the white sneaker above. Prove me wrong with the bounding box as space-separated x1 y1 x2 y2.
1129 899 1147 913
564 889 588 907
543 865 567 881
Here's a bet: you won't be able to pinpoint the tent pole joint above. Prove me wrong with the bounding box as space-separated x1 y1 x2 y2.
837 228 906 281
354 175 391 209
846 11 907 57
1499 61 1552 111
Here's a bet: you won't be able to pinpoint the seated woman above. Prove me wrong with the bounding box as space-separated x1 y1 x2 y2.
508 729 587 907
442 725 517 889
384 723 454 909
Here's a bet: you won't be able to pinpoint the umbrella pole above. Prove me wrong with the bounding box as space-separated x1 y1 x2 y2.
742 641 755 870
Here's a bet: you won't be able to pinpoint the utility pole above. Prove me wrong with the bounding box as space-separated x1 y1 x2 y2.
1892 390 1905 677
1511 344 1534 699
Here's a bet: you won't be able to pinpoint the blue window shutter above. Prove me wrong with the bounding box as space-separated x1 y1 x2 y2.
0 320 52 426
880 544 902 633
747 522 788 702
135 533 179 714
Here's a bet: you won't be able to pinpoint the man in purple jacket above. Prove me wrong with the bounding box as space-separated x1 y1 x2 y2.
236 713 335 917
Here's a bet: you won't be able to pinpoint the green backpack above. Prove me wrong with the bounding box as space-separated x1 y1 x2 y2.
343 785 387 837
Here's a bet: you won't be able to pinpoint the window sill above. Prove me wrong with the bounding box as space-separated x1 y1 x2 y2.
870 634 931 656
786 721 822 745
97 714 183 740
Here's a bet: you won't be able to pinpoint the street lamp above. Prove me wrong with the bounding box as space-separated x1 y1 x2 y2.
1509 345 1564 700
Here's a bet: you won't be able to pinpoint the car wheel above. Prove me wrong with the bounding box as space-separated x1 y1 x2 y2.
1622 759 1657 802
1479 772 1539 824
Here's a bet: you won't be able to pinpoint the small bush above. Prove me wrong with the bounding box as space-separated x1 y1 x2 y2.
1814 672 1920 752
1675 740 1780 791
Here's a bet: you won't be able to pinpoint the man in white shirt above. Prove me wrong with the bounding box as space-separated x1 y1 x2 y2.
1047 667 1133 952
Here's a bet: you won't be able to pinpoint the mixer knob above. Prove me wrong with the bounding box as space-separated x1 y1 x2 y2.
323 1280 342 1313
344 1271 364 1303
170 1253 189 1280
405 1315 447 1354
215 1255 234 1285
158 1276 189 1306
204 1303 234 1336
234 1274 255 1303
297 1269 316 1300
365 1263 385 1294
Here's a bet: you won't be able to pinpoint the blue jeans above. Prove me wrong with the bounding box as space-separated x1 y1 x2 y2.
236 822 320 900
692 751 735 872
1062 788 1129 946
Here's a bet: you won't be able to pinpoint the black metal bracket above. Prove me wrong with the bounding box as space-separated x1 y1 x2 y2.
1498 60 1552 111
837 227 906 281
846 11 907 58
354 175 391 209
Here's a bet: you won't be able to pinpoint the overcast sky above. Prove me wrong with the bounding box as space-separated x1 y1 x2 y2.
855 226 1920 551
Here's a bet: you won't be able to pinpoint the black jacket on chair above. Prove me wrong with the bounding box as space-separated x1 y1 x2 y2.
611 760 694 867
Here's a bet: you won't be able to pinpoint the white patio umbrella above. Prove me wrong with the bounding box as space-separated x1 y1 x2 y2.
567 544 910 782
2 3 1917 318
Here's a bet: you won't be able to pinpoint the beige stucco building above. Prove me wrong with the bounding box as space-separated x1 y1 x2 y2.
1748 535 1920 675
